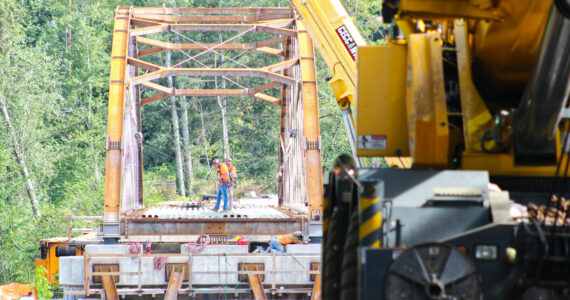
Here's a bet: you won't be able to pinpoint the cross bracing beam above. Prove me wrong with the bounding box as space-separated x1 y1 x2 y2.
128 68 298 87
136 36 288 57
130 24 297 37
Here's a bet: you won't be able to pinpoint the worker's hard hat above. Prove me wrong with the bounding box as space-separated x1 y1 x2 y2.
293 231 302 237
226 157 232 162
212 158 220 165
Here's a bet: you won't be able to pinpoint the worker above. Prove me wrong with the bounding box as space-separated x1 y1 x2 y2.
266 231 304 253
226 157 237 210
212 158 230 212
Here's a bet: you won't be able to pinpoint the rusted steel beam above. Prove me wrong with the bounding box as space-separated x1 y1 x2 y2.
254 36 288 48
101 273 119 300
132 14 290 23
261 71 297 86
130 68 296 86
138 46 163 57
298 21 324 221
259 18 296 28
164 270 182 300
141 93 167 106
104 6 130 238
137 36 250 51
257 25 296 37
130 70 165 85
265 58 299 73
140 82 173 95
121 220 303 235
130 24 170 36
254 93 280 105
139 36 287 50
246 265 267 300
170 24 255 32
136 37 287 58
132 7 294 16
83 254 89 296
311 274 321 300
127 57 161 71
141 87 280 106
175 89 244 97
129 23 298 37
130 17 162 27
248 81 282 95
256 47 283 56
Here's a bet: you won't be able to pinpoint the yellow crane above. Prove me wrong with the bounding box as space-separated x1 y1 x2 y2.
288 0 367 167
289 0 570 298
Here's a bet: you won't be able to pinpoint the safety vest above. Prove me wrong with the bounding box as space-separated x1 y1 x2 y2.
276 233 302 245
228 165 237 182
218 163 230 182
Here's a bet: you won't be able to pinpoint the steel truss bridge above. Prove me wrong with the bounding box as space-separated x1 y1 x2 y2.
102 6 324 239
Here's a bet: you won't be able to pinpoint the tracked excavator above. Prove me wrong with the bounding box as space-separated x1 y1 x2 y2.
289 0 570 299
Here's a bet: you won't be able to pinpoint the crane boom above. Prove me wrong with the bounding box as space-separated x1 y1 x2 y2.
289 0 366 166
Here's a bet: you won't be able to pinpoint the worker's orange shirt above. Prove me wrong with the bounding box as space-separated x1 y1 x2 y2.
276 233 302 245
228 165 237 182
218 163 230 182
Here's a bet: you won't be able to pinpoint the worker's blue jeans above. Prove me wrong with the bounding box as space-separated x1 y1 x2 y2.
269 237 284 253
214 183 228 211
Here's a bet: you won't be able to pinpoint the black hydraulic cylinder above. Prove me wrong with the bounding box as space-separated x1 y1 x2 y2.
513 3 570 164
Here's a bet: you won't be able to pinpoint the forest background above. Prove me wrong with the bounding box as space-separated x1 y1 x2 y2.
0 0 386 283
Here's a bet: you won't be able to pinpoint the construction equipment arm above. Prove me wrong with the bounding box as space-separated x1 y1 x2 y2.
289 0 366 166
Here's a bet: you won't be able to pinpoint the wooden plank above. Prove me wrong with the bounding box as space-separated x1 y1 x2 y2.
164 270 182 300
101 266 119 300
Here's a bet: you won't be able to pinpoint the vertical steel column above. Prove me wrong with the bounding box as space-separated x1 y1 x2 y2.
279 36 292 208
103 7 131 241
298 21 324 221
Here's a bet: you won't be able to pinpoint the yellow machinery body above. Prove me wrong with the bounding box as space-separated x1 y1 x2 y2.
355 0 567 176
34 239 82 284
289 0 570 298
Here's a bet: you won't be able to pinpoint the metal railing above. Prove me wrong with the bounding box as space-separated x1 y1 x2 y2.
59 215 102 240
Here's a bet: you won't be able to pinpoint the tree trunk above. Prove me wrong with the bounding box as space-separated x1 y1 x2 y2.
194 99 211 168
180 97 194 196
0 95 41 217
172 30 193 195
166 50 186 197
87 56 100 184
215 33 230 159
66 0 72 47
